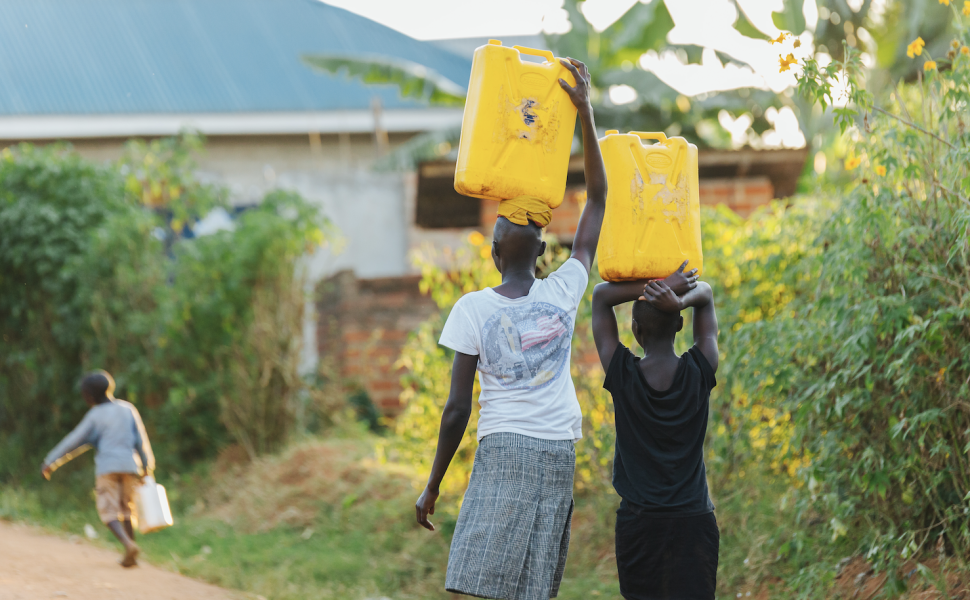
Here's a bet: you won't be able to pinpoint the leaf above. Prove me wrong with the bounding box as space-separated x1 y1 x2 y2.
373 125 462 172
599 68 679 107
771 0 806 35
731 1 771 41
602 0 675 62
302 54 466 107
543 0 591 66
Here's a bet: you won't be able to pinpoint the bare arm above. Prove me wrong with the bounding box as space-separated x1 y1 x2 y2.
641 281 718 372
558 58 606 274
592 281 645 371
415 351 478 531
591 262 698 372
688 283 718 372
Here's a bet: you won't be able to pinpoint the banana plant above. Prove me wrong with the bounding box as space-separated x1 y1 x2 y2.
302 54 466 107
302 0 958 168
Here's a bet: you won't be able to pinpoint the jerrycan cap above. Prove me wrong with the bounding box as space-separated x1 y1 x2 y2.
488 39 503 45
605 130 619 135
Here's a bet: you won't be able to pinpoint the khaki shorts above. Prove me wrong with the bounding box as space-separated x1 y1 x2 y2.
95 473 140 524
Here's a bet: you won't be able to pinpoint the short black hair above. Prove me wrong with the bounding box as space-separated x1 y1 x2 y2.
80 370 115 400
492 216 544 267
632 299 681 339
493 215 542 244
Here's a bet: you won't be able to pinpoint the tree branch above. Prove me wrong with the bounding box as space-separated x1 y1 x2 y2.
871 106 957 150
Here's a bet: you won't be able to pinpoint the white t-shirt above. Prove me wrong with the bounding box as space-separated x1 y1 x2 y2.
439 258 589 441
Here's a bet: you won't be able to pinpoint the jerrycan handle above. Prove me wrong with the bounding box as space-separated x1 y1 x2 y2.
513 45 556 63
629 131 668 143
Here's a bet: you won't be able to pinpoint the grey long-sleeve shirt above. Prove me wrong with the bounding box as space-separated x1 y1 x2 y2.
43 399 155 477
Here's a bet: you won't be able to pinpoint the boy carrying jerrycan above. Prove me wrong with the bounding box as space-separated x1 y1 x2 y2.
41 370 167 568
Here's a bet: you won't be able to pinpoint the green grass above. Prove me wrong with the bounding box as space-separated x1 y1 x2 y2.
1 435 629 600
15 432 941 600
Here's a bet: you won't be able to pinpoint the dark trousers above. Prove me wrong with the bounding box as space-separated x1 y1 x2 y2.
615 507 719 600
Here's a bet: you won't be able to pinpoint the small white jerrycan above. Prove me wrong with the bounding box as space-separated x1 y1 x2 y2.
135 475 174 534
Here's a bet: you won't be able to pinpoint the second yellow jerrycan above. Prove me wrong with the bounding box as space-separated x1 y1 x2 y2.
454 40 578 208
597 131 703 282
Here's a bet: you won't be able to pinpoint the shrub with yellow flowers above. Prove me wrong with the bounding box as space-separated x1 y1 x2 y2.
758 2 970 579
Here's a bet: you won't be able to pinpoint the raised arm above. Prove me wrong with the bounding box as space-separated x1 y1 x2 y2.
592 281 649 371
415 351 478 531
641 280 718 372
687 282 718 372
592 262 699 371
558 58 606 274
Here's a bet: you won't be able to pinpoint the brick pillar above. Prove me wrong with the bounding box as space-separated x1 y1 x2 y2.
317 272 439 416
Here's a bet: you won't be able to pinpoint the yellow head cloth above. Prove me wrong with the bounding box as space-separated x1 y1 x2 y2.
496 196 552 228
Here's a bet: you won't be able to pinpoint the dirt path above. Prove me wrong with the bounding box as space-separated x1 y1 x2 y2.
0 521 240 600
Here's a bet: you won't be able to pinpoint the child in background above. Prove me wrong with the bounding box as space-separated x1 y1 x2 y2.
42 370 155 568
590 265 719 600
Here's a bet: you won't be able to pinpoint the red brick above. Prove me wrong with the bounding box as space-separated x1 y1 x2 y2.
369 380 399 392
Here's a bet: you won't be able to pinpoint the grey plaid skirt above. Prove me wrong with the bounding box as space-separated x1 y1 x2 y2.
446 432 576 600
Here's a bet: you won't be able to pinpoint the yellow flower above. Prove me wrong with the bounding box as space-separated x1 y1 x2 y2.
480 245 492 259
964 1 970 15
770 32 789 45
875 165 887 176
939 0 949 5
845 156 862 170
924 60 937 71
467 231 485 246
778 53 797 72
907 37 925 58
962 46 970 55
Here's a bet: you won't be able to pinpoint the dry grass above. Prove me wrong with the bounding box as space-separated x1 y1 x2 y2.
202 437 415 533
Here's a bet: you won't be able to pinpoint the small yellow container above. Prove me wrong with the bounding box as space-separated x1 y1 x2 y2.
596 131 703 282
454 40 578 208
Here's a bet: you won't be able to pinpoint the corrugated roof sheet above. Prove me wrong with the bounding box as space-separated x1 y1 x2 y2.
0 0 472 115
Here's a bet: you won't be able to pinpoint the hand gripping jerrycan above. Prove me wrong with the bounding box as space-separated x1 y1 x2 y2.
454 40 578 208
135 475 174 534
596 131 703 282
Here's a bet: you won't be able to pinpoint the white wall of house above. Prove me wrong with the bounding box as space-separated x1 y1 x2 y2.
62 133 420 278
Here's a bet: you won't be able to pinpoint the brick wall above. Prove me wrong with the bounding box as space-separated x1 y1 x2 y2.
317 271 438 415
478 178 773 238
699 176 774 217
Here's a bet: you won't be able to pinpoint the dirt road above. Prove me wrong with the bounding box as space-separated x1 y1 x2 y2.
0 521 240 600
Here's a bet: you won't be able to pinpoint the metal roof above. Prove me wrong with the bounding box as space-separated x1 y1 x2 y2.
0 0 472 116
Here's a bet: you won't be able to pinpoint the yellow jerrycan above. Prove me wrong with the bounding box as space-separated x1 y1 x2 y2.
454 40 578 208
597 131 703 282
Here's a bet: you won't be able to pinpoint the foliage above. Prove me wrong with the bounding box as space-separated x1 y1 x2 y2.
544 0 786 146
725 4 970 589
0 144 128 475
0 136 331 479
302 54 466 106
163 190 327 460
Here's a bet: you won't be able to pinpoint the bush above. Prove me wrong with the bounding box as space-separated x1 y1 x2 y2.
0 144 129 475
759 35 970 570
0 136 331 480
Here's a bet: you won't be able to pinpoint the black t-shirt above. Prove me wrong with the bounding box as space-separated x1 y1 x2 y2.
603 343 717 516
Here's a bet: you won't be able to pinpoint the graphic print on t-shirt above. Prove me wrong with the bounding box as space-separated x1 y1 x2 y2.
479 302 573 390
